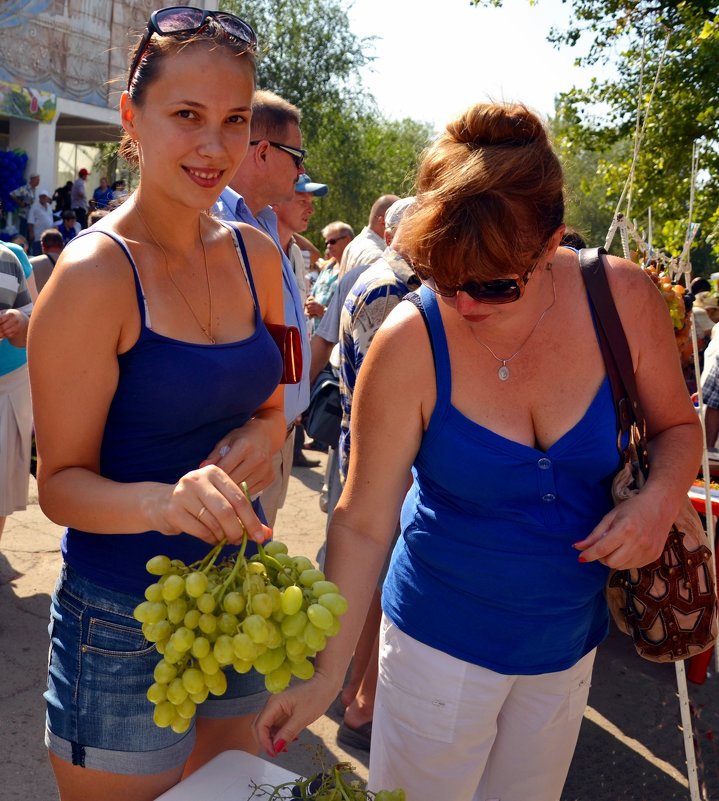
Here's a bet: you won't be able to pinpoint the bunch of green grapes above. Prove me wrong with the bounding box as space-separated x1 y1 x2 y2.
248 763 406 801
134 534 347 733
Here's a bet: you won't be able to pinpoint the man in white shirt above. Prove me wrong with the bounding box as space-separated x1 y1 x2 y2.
27 189 55 256
339 193 399 276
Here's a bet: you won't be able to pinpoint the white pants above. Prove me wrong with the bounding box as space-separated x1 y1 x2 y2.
0 365 32 516
369 616 595 801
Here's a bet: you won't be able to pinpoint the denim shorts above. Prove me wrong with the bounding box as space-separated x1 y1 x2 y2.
44 563 268 775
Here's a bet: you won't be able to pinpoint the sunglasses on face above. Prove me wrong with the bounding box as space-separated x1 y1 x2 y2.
251 140 306 170
325 235 349 246
127 6 257 91
415 259 541 305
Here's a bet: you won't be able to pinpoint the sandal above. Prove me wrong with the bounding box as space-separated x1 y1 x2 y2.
337 720 372 751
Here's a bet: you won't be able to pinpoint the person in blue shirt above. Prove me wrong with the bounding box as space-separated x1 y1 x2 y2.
214 89 313 526
254 101 703 801
29 9 286 799
92 177 115 210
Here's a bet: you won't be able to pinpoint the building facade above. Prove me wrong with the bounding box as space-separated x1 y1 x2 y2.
0 1 210 197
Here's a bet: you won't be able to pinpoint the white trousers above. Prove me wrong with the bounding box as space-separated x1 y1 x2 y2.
369 616 595 801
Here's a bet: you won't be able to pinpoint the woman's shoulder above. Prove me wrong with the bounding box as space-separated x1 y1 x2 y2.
362 294 433 366
46 223 139 304
217 218 277 257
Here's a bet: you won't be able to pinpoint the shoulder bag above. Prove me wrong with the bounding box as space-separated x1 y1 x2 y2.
579 247 717 662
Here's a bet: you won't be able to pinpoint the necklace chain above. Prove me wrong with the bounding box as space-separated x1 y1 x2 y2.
468 268 556 381
134 199 215 344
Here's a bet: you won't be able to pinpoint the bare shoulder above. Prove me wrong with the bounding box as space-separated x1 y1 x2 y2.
220 219 277 261
31 228 136 338
357 296 435 393
369 295 431 357
45 229 132 296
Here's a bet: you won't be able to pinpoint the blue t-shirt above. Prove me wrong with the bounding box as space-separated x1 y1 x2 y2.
382 286 618 675
62 227 283 595
93 186 114 209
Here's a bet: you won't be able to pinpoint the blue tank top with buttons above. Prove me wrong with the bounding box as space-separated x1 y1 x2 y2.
382 285 618 675
62 225 283 596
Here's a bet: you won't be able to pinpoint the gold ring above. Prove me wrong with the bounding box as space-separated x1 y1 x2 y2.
196 505 207 522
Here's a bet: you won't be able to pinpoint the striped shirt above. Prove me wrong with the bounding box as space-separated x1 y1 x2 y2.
0 243 33 376
338 250 419 481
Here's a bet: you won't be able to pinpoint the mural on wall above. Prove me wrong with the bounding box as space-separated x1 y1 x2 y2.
0 0 154 110
0 80 57 122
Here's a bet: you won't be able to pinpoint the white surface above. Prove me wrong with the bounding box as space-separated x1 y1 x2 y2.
155 750 301 801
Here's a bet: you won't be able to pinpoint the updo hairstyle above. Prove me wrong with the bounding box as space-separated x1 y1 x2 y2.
401 102 565 283
119 23 257 168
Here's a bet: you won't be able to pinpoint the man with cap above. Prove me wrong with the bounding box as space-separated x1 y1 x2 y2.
26 188 55 256
71 168 90 229
274 173 329 467
274 173 327 309
213 89 313 527
9 173 40 240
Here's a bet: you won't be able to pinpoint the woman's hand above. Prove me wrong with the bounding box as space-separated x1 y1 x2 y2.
155 465 271 546
253 671 339 758
201 426 277 497
573 494 670 569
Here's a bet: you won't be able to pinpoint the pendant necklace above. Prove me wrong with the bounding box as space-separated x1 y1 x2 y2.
468 267 556 381
134 199 215 344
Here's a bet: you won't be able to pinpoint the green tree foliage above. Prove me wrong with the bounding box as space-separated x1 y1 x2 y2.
474 0 719 270
221 0 433 242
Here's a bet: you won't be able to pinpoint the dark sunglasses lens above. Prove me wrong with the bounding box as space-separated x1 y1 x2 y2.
215 13 257 46
155 7 205 33
469 280 521 303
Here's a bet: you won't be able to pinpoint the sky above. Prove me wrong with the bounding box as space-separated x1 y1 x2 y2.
347 0 600 132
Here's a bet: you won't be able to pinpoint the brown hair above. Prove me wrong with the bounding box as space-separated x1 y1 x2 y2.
250 90 302 141
40 229 64 250
119 26 257 167
401 102 564 283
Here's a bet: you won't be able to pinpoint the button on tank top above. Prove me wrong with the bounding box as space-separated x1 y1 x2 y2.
62 225 283 596
382 285 618 674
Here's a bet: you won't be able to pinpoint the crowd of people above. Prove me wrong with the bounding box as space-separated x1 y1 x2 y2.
0 6 709 801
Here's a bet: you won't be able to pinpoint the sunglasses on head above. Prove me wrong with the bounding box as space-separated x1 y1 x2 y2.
251 140 306 170
127 6 257 91
415 259 541 305
325 235 349 246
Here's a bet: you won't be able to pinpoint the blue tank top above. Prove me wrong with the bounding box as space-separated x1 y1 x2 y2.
382 285 617 675
62 226 283 596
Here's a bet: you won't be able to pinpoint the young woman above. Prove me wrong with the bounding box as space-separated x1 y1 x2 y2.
29 8 286 800
254 102 703 801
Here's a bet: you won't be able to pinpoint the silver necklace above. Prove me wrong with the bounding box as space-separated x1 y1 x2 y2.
468 268 556 381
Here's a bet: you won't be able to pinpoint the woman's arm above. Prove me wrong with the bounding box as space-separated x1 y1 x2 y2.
253 302 433 755
203 224 287 496
28 234 268 546
575 257 703 568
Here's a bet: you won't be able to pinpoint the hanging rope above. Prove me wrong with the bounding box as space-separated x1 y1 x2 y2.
605 26 671 251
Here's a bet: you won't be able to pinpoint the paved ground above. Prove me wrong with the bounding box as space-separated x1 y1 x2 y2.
2 456 719 800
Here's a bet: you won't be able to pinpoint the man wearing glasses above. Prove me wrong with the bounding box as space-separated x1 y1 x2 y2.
214 90 312 526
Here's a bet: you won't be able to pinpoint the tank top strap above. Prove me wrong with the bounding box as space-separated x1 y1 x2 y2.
418 285 452 411
219 221 262 325
73 228 150 327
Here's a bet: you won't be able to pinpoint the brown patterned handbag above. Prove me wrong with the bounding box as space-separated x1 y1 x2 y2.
580 247 717 662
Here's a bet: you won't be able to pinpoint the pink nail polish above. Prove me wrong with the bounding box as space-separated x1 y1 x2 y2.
273 738 287 754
